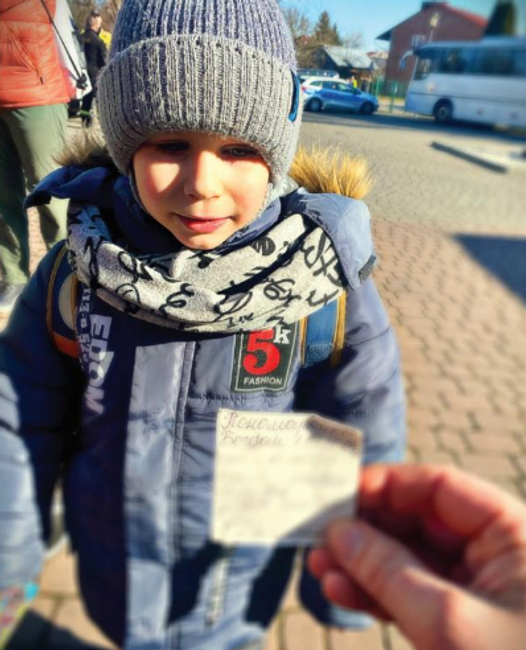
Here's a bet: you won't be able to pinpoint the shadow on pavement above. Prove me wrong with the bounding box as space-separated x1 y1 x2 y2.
6 611 110 650
454 235 526 305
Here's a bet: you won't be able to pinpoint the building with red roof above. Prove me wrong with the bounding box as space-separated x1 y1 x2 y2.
377 2 487 85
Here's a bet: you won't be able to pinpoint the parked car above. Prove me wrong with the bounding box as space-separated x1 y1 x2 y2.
302 79 379 115
298 68 340 79
300 75 342 88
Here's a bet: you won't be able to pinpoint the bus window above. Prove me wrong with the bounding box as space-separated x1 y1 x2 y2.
438 48 476 74
512 50 526 76
474 48 514 75
414 49 440 79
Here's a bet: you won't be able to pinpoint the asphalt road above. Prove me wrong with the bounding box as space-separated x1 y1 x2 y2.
300 110 526 235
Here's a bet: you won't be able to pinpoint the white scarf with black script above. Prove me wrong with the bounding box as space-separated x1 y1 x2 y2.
67 203 346 333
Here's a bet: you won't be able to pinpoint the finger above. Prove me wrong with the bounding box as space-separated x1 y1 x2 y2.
363 510 420 539
422 516 467 553
360 464 526 539
466 512 526 572
325 519 461 631
309 547 393 619
469 548 526 603
327 517 526 650
321 570 392 621
320 570 356 609
307 548 340 579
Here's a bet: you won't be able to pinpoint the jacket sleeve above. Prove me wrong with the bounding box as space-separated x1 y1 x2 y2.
0 246 81 588
295 276 406 627
52 0 84 99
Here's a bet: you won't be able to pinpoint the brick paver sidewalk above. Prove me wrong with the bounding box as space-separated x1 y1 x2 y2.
3 126 526 649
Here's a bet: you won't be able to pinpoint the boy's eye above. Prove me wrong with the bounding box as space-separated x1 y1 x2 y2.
156 142 188 154
224 146 261 159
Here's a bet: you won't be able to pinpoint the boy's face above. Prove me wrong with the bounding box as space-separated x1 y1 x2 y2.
133 131 270 250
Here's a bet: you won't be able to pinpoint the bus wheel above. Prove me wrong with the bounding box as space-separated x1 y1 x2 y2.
434 100 453 124
307 98 322 113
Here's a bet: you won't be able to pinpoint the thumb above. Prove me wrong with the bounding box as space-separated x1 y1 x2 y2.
325 521 462 641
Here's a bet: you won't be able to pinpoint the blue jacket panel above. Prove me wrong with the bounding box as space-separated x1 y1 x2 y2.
1 167 406 649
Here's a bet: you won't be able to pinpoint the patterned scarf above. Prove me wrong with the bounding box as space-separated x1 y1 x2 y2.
67 203 346 333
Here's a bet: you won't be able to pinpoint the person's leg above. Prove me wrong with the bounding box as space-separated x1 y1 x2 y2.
0 109 30 286
79 90 95 127
3 103 68 252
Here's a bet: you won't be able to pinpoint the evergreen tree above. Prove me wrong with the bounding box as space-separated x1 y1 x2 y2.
330 22 343 46
313 10 341 45
484 0 517 37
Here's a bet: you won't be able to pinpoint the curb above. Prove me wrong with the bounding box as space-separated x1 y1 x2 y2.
431 141 508 173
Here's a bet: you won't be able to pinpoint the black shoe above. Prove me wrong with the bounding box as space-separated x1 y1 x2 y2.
80 110 93 128
0 283 25 314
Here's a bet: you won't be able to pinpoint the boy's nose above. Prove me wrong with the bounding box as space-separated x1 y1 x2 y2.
183 151 223 200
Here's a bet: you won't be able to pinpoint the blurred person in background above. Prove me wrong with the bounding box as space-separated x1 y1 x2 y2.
309 463 526 650
98 21 112 49
0 0 81 313
78 10 107 128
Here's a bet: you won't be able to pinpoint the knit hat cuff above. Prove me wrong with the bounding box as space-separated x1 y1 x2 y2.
97 34 301 182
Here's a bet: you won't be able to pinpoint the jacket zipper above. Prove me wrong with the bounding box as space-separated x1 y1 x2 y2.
169 341 196 649
205 548 232 628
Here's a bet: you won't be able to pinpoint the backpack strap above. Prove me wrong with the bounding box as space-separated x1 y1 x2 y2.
300 291 347 369
47 244 80 358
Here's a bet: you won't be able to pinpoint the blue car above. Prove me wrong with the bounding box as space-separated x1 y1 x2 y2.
302 79 379 115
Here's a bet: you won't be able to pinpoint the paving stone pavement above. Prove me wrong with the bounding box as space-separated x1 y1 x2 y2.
3 116 526 649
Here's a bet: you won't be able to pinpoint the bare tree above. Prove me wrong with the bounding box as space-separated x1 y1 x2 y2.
67 0 121 32
281 6 312 41
67 0 98 28
100 0 121 31
342 30 365 50
278 1 318 67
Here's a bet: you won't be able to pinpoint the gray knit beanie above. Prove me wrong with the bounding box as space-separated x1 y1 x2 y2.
97 0 301 185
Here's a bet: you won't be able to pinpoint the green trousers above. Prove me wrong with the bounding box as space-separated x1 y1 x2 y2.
0 104 68 284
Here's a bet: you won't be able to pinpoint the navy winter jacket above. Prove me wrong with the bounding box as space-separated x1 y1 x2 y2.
0 162 405 649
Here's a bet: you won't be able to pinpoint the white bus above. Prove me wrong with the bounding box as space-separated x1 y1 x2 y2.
404 37 526 128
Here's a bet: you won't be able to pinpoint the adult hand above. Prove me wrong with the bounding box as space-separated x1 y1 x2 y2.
308 464 526 650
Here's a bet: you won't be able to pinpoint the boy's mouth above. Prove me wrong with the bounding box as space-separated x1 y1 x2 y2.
177 215 228 233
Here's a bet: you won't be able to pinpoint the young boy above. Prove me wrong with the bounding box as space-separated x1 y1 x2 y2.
0 0 405 648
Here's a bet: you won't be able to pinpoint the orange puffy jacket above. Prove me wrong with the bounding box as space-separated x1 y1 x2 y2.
0 0 73 108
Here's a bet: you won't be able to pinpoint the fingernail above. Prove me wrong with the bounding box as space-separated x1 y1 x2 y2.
331 523 366 556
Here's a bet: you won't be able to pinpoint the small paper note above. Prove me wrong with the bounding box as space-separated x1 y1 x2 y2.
212 409 363 545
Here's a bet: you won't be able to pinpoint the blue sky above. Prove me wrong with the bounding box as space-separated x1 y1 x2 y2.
296 0 526 50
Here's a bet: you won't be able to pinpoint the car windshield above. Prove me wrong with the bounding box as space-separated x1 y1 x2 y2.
322 81 355 92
